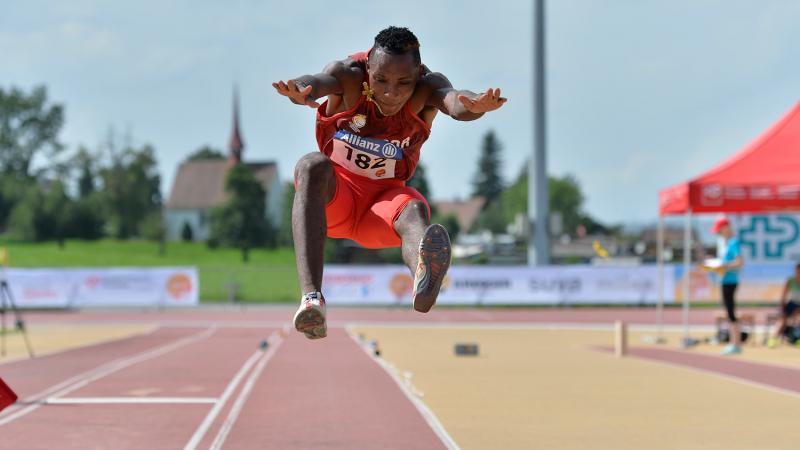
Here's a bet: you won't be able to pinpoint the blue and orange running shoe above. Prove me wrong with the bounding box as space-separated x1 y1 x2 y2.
412 224 451 313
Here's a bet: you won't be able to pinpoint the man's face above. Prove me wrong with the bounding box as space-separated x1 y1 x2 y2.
366 49 420 116
718 225 733 239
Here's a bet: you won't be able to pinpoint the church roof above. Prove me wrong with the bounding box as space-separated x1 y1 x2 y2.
166 160 277 210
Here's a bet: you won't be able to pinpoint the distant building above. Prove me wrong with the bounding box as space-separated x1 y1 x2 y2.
164 88 282 241
433 197 486 233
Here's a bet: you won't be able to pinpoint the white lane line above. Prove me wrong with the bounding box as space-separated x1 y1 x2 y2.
345 327 460 450
184 330 279 450
45 397 218 405
0 326 217 426
209 331 285 450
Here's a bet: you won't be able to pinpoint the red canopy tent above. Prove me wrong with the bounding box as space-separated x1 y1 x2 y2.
655 102 800 345
660 101 800 215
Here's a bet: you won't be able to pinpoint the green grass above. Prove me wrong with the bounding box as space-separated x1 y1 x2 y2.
0 239 299 303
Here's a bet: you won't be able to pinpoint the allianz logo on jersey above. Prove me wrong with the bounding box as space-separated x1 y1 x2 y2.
334 130 403 160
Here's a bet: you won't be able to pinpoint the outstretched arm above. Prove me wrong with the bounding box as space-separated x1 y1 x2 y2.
272 61 353 108
424 72 507 121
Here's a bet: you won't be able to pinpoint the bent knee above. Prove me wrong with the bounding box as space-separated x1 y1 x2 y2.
294 153 334 184
401 200 430 222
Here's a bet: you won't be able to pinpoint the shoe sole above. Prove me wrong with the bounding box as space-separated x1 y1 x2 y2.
294 307 327 339
412 224 451 313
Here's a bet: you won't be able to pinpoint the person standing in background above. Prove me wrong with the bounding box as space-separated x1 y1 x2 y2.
711 217 744 355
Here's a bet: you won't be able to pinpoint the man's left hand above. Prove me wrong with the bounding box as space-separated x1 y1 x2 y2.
458 88 507 113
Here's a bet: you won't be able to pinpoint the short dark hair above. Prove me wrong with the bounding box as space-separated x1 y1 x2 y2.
371 26 421 65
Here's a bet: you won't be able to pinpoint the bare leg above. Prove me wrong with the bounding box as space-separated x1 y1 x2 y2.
393 200 430 273
394 200 451 313
292 153 336 295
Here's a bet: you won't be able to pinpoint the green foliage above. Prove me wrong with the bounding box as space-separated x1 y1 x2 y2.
0 177 32 229
432 212 461 242
181 221 194 242
407 162 437 217
277 180 295 247
210 164 275 262
187 145 225 161
471 130 505 207
0 85 64 177
72 146 97 198
99 144 162 239
63 195 105 240
472 167 603 236
549 174 585 236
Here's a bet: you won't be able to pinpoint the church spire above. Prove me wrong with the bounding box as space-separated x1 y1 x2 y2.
228 85 244 164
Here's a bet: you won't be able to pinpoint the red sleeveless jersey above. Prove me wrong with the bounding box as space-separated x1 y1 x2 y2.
315 51 431 182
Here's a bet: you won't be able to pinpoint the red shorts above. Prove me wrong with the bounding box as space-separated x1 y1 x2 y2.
324 165 429 248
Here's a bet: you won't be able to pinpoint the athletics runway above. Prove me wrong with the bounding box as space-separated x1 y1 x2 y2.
1 307 797 449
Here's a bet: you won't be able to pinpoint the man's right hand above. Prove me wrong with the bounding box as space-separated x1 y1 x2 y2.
272 79 320 108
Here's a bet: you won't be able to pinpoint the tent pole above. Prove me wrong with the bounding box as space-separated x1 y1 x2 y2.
681 209 693 348
656 214 665 343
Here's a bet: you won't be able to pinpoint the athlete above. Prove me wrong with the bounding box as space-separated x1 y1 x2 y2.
273 27 507 339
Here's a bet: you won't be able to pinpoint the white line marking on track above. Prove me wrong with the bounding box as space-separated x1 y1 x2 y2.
345 327 460 450
0 326 217 426
184 330 280 450
45 397 218 405
209 332 285 450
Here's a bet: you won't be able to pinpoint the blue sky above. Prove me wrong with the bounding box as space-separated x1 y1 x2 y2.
2 0 799 225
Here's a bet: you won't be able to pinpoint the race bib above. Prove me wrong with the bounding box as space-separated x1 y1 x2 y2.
329 130 403 180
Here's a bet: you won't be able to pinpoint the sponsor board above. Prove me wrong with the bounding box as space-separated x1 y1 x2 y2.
6 267 199 308
673 263 793 302
322 265 673 305
730 214 800 264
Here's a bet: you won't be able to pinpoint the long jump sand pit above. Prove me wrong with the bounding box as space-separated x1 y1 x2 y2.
352 326 800 450
0 323 155 362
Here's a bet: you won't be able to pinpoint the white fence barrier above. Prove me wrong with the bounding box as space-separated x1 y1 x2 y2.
5 267 199 308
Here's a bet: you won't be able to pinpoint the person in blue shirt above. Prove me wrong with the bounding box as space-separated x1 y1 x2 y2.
711 217 744 355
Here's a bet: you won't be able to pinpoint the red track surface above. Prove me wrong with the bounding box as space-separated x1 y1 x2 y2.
607 347 800 395
0 307 781 449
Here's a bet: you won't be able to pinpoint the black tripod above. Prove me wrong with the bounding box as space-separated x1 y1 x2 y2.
0 276 34 358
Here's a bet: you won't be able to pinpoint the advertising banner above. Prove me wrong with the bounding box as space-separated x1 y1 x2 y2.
673 263 793 302
730 214 800 264
322 265 672 305
4 267 199 308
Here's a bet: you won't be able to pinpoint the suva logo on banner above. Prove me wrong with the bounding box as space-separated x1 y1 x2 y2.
734 215 800 263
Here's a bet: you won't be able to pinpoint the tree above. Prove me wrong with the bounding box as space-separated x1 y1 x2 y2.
407 162 437 217
42 179 70 247
99 143 162 239
277 180 295 247
181 221 194 241
187 145 225 161
72 146 98 198
0 85 64 177
407 162 431 200
210 164 274 262
549 175 585 236
471 130 505 208
471 166 604 237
